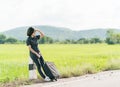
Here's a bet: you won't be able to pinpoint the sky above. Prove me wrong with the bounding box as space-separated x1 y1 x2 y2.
0 0 120 32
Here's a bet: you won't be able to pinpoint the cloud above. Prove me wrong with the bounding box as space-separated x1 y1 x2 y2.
0 0 120 32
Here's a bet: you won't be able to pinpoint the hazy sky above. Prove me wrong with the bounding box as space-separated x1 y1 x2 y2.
0 0 120 32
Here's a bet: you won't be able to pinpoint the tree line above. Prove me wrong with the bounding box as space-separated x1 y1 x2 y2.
0 34 54 44
0 35 18 44
0 29 120 44
105 30 120 44
61 30 120 44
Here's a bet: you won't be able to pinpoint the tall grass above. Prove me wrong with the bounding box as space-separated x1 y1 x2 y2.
0 44 120 83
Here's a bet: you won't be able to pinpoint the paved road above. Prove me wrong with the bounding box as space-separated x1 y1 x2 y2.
22 70 120 87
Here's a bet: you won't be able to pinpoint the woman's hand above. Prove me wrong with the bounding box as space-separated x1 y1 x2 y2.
35 53 41 58
35 29 39 32
28 45 41 58
35 29 44 38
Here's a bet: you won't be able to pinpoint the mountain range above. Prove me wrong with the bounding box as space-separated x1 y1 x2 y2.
0 25 120 41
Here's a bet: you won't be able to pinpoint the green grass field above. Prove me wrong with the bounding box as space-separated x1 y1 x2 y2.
0 44 120 83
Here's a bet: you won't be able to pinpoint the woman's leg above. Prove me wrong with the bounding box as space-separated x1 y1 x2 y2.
38 56 51 81
38 56 48 76
39 56 45 68
30 54 45 79
38 52 45 67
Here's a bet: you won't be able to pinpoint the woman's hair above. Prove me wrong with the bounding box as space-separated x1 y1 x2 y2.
27 27 35 36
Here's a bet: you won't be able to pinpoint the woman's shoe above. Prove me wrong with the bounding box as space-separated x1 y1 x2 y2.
44 76 51 81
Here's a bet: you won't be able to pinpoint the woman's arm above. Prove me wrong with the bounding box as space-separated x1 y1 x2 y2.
28 45 40 58
35 29 44 38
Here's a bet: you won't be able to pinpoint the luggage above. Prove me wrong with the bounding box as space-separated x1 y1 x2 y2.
43 61 60 81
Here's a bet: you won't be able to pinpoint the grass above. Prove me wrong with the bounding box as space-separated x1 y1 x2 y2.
0 44 120 85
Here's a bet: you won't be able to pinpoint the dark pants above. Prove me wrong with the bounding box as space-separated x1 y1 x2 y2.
30 53 46 79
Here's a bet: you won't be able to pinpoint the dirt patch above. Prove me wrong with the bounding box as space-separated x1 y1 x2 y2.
0 79 44 87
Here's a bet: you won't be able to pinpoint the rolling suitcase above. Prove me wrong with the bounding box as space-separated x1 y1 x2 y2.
43 61 60 81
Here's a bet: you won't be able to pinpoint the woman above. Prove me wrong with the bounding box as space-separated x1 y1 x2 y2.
26 27 50 81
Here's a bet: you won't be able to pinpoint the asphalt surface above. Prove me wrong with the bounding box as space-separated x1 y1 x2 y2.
21 70 120 87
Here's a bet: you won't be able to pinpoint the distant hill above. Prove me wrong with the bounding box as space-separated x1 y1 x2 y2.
0 25 120 40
